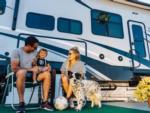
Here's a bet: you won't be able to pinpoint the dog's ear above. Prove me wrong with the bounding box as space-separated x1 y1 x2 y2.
75 73 82 79
68 71 73 79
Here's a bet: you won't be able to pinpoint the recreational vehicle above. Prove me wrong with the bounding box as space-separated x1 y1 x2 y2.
0 0 150 104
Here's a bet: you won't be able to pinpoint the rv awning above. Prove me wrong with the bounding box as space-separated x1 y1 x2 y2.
111 0 150 10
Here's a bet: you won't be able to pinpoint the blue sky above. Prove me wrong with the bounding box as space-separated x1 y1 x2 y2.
138 0 150 4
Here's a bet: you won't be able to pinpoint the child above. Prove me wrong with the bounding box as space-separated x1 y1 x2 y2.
32 48 51 84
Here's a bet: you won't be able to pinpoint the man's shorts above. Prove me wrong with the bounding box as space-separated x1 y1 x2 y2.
14 71 34 82
26 71 33 78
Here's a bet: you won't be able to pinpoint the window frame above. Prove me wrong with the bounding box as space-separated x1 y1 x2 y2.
132 24 146 57
57 17 83 35
26 12 55 31
91 9 124 39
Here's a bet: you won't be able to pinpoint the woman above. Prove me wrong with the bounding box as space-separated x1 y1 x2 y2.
61 47 86 99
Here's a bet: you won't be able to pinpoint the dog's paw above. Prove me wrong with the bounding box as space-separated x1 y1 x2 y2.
75 105 82 111
91 105 94 108
75 108 82 112
98 103 102 108
91 102 94 108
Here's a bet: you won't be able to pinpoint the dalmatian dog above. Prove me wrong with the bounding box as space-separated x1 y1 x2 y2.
69 72 102 111
82 80 102 108
69 72 85 111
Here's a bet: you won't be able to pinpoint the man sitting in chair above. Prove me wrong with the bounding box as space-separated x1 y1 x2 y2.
11 36 53 113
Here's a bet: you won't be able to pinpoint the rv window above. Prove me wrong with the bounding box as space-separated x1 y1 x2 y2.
91 9 124 38
26 12 55 31
132 25 146 57
0 0 6 15
57 18 82 35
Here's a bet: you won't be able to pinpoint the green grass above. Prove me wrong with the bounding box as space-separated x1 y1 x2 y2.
0 104 149 113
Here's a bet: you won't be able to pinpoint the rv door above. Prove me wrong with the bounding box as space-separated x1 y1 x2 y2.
128 21 150 69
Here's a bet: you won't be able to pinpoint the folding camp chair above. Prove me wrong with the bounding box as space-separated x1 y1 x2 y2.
2 68 56 111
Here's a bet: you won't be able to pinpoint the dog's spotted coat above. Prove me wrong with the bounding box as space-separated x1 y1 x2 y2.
70 77 102 111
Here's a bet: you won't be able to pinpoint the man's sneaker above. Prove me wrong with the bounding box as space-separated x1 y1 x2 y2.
16 102 25 113
41 101 54 111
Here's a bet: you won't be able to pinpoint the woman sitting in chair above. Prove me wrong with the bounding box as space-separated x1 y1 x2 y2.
61 47 86 99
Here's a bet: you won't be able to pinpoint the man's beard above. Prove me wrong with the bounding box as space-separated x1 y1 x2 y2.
26 50 34 53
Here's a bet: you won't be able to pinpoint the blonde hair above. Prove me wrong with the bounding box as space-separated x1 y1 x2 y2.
66 47 80 70
69 47 80 61
37 48 48 58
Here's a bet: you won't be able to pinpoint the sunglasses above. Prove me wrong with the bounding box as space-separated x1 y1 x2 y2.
68 52 73 55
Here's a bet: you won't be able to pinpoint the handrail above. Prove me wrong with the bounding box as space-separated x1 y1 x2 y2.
18 33 88 64
130 34 150 69
12 0 20 30
145 33 150 59
145 34 150 43
130 48 141 69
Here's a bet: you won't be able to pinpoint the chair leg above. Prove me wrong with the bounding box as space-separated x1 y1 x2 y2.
49 69 56 106
11 75 41 110
38 83 42 105
11 73 17 110
1 76 10 104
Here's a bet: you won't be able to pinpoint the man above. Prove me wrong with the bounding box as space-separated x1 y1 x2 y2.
11 36 53 113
